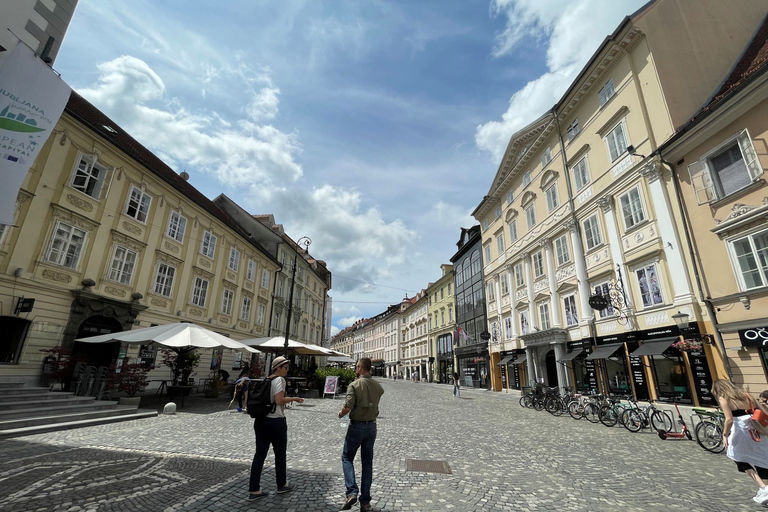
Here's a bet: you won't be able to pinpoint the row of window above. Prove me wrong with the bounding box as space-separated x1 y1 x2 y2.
428 308 454 329
428 284 453 304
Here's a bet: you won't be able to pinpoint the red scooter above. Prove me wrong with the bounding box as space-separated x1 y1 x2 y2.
657 401 692 440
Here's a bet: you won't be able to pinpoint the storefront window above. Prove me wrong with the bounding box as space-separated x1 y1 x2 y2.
650 353 691 403
572 359 590 392
604 356 630 395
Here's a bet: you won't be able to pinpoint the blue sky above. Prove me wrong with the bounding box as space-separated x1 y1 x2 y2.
54 0 646 335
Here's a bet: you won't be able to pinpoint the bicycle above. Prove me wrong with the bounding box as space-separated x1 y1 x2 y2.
599 395 631 427
620 399 674 433
692 408 725 453
568 392 602 422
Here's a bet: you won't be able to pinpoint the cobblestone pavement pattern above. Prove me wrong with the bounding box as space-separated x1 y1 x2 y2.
0 379 760 511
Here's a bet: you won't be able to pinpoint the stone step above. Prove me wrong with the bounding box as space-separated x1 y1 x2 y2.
0 400 118 419
0 396 97 411
0 410 158 439
0 405 148 430
0 391 76 402
0 381 26 389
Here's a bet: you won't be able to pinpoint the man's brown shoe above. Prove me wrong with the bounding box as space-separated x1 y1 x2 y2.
341 495 357 510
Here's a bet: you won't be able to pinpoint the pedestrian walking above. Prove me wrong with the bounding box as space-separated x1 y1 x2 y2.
248 356 304 499
338 357 384 511
228 376 249 412
453 372 460 398
711 379 768 505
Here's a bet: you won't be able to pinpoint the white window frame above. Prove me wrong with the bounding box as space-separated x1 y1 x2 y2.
514 262 525 287
545 184 558 212
500 273 509 295
46 221 86 269
484 244 491 263
509 220 518 243
598 78 615 107
166 211 187 242
496 233 505 254
572 157 590 190
541 147 552 168
256 303 266 325
593 281 615 319
154 262 176 297
687 129 763 204
519 310 530 335
729 227 768 290
538 302 551 330
482 218 489 231
261 269 270 289
555 235 570 266
522 170 531 188
582 214 603 251
201 231 217 259
241 296 252 321
605 119 629 162
221 288 234 315
191 277 209 307
563 294 578 327
70 153 107 199
124 185 152 223
108 245 137 285
246 260 256 281
487 282 495 302
504 316 513 339
494 205 502 220
525 204 536 229
532 251 544 278
228 247 240 272
506 189 514 205
634 262 665 308
619 186 646 230
567 118 580 141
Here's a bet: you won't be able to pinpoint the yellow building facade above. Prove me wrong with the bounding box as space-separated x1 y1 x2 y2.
427 264 455 384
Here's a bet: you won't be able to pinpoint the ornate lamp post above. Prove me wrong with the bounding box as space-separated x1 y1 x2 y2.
284 236 311 357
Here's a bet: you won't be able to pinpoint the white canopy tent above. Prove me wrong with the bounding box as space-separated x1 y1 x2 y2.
240 336 331 356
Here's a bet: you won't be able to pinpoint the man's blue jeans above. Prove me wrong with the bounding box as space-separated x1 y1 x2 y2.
342 421 377 502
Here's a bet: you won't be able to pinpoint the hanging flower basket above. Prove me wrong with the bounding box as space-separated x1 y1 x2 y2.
671 339 703 352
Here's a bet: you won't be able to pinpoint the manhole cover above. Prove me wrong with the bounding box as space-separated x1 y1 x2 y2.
405 459 452 474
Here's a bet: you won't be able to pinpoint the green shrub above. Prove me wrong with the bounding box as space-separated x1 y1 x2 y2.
314 367 356 392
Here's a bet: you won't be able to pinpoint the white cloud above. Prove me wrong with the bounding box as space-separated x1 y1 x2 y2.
337 316 362 329
330 325 340 336
77 56 303 188
433 201 476 230
478 0 646 160
246 87 280 122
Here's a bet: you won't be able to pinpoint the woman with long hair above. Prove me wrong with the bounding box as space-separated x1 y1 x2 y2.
711 379 768 505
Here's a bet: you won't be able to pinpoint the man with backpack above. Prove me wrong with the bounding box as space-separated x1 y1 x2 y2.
247 356 304 500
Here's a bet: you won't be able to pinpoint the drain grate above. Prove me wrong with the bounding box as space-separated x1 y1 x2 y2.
405 459 452 474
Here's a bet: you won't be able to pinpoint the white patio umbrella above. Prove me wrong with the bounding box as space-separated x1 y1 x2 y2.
240 336 330 356
75 323 261 353
327 355 356 364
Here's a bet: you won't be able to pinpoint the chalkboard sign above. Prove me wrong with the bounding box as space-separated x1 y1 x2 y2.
512 363 521 389
500 364 507 389
628 355 649 400
688 350 716 407
584 357 598 391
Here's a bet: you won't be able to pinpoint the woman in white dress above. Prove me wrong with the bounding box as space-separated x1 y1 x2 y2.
712 379 768 505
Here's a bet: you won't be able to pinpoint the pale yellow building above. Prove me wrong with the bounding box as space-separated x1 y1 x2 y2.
399 291 429 381
473 0 768 406
0 92 282 385
426 264 455 384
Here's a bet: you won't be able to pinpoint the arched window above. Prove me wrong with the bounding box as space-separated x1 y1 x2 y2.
456 262 464 286
471 250 481 275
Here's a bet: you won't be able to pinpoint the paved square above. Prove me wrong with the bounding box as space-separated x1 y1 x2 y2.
0 379 758 511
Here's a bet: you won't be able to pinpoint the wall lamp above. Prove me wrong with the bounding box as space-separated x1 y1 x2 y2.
626 145 647 159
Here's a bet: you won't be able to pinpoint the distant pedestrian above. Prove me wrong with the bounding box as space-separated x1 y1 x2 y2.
338 357 384 511
248 356 304 499
712 379 768 505
453 372 460 398
228 376 249 412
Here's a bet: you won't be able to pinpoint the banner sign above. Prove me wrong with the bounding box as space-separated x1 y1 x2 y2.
0 43 71 225
323 376 339 396
738 327 768 347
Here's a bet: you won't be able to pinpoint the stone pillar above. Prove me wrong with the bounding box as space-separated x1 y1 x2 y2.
597 194 634 329
541 237 562 327
523 252 536 330
525 346 536 387
553 342 568 393
566 219 593 323
640 161 694 304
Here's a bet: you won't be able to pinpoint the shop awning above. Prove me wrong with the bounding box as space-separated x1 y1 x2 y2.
585 343 624 361
509 354 527 365
631 338 677 357
497 355 516 366
557 349 583 362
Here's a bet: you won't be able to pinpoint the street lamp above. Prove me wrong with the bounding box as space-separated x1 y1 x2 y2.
284 236 311 357
671 311 690 329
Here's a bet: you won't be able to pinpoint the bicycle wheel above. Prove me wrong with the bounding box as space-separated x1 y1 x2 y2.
651 410 673 432
533 397 544 411
695 421 725 453
519 396 528 408
622 410 646 433
614 404 628 426
548 399 564 416
584 403 600 423
599 405 619 427
568 401 583 420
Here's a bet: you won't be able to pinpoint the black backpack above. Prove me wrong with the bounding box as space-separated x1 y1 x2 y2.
247 377 277 419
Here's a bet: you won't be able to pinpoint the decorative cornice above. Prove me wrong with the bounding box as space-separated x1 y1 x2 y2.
50 204 99 232
597 194 614 212
639 160 662 183
538 237 551 248
712 198 768 238
111 230 147 253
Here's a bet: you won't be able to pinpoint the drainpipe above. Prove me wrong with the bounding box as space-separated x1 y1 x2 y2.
656 151 733 381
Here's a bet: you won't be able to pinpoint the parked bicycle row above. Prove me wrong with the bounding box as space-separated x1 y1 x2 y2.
518 384 725 454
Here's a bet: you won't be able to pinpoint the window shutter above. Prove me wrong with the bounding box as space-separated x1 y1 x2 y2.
737 129 763 181
687 160 715 204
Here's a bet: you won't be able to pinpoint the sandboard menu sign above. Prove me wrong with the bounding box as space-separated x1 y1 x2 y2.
689 350 716 406
323 376 339 398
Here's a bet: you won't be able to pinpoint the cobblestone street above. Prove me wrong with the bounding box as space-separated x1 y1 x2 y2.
0 379 760 511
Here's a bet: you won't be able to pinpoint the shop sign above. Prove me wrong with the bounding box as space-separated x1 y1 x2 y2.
513 363 521 389
628 356 649 400
583 347 598 391
738 327 768 347
500 364 507 389
588 294 610 311
689 350 716 406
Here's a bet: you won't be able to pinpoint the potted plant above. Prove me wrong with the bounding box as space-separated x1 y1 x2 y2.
161 348 200 397
40 346 88 391
671 338 703 352
108 360 152 405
